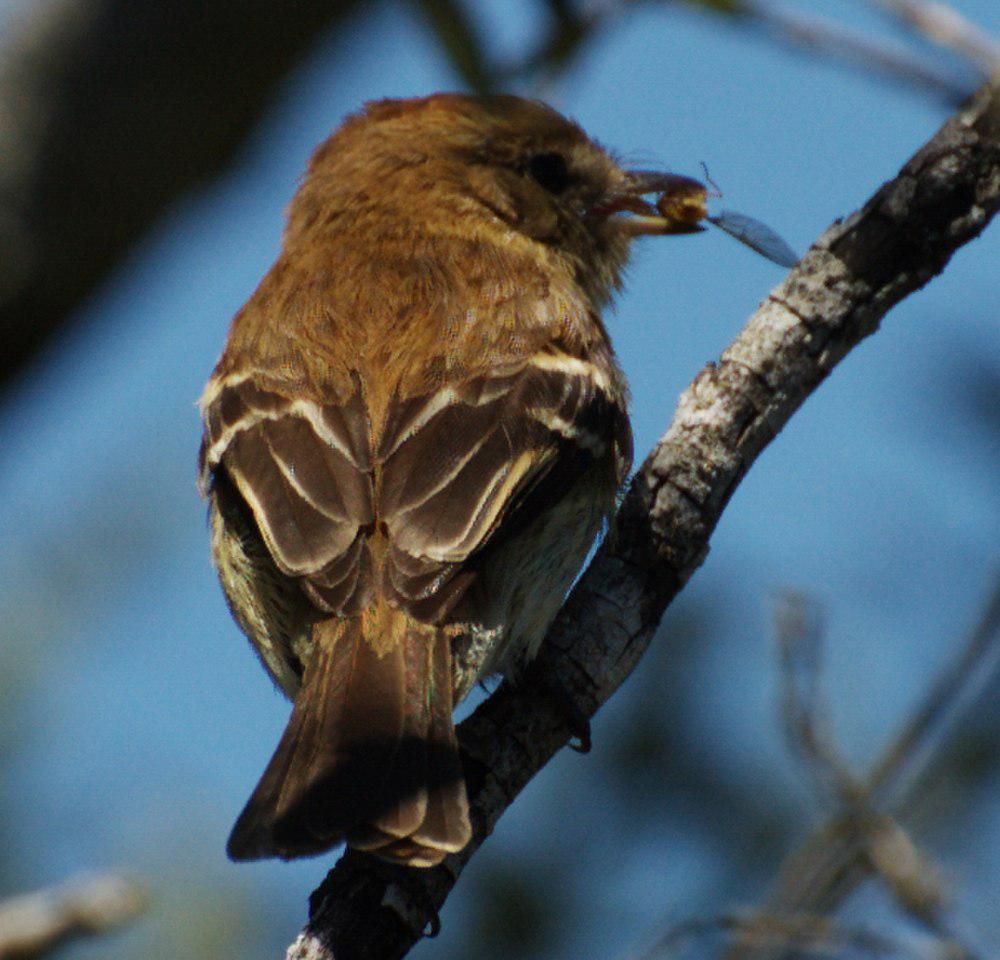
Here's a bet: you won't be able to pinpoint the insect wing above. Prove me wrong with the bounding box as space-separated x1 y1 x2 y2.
707 210 799 268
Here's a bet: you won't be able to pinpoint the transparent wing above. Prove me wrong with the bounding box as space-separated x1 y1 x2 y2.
707 210 799 268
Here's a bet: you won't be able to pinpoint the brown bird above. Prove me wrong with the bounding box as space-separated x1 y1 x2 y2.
198 93 701 867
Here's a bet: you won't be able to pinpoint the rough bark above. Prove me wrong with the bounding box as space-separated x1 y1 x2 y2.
283 75 1000 960
0 0 361 394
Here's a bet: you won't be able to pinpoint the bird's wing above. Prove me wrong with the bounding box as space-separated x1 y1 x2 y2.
375 347 629 622
199 347 628 628
199 373 376 617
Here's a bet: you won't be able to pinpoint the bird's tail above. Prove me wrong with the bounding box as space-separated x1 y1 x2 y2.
226 613 471 867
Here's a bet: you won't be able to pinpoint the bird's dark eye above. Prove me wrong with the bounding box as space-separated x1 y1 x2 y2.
526 152 572 194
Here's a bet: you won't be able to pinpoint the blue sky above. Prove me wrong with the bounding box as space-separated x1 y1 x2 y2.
0 2 997 957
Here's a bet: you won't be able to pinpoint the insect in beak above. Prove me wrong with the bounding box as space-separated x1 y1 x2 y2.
594 172 707 235
611 169 800 268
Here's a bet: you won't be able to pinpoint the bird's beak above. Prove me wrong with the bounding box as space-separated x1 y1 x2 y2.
595 169 709 237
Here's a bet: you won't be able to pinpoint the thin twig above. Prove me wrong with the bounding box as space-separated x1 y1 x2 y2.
725 575 1000 959
636 910 961 959
874 0 1000 75
868 576 1000 807
500 1 978 105
774 592 860 806
0 874 146 960
734 0 977 105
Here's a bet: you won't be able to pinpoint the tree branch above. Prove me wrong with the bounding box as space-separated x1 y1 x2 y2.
628 581 1000 960
0 0 362 395
740 577 1000 943
731 0 982 105
0 873 146 959
873 0 1000 75
286 76 1000 960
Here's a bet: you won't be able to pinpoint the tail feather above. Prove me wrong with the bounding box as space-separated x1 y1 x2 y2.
349 630 431 851
352 632 472 866
412 631 470 852
227 613 470 865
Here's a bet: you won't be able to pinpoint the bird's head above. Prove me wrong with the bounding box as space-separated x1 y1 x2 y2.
287 93 701 308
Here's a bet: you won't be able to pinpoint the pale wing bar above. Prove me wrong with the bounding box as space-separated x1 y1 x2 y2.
200 352 622 627
378 351 623 622
200 377 375 616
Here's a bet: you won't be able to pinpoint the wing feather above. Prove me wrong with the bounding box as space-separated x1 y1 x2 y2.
201 348 627 639
202 378 375 619
226 424 346 575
